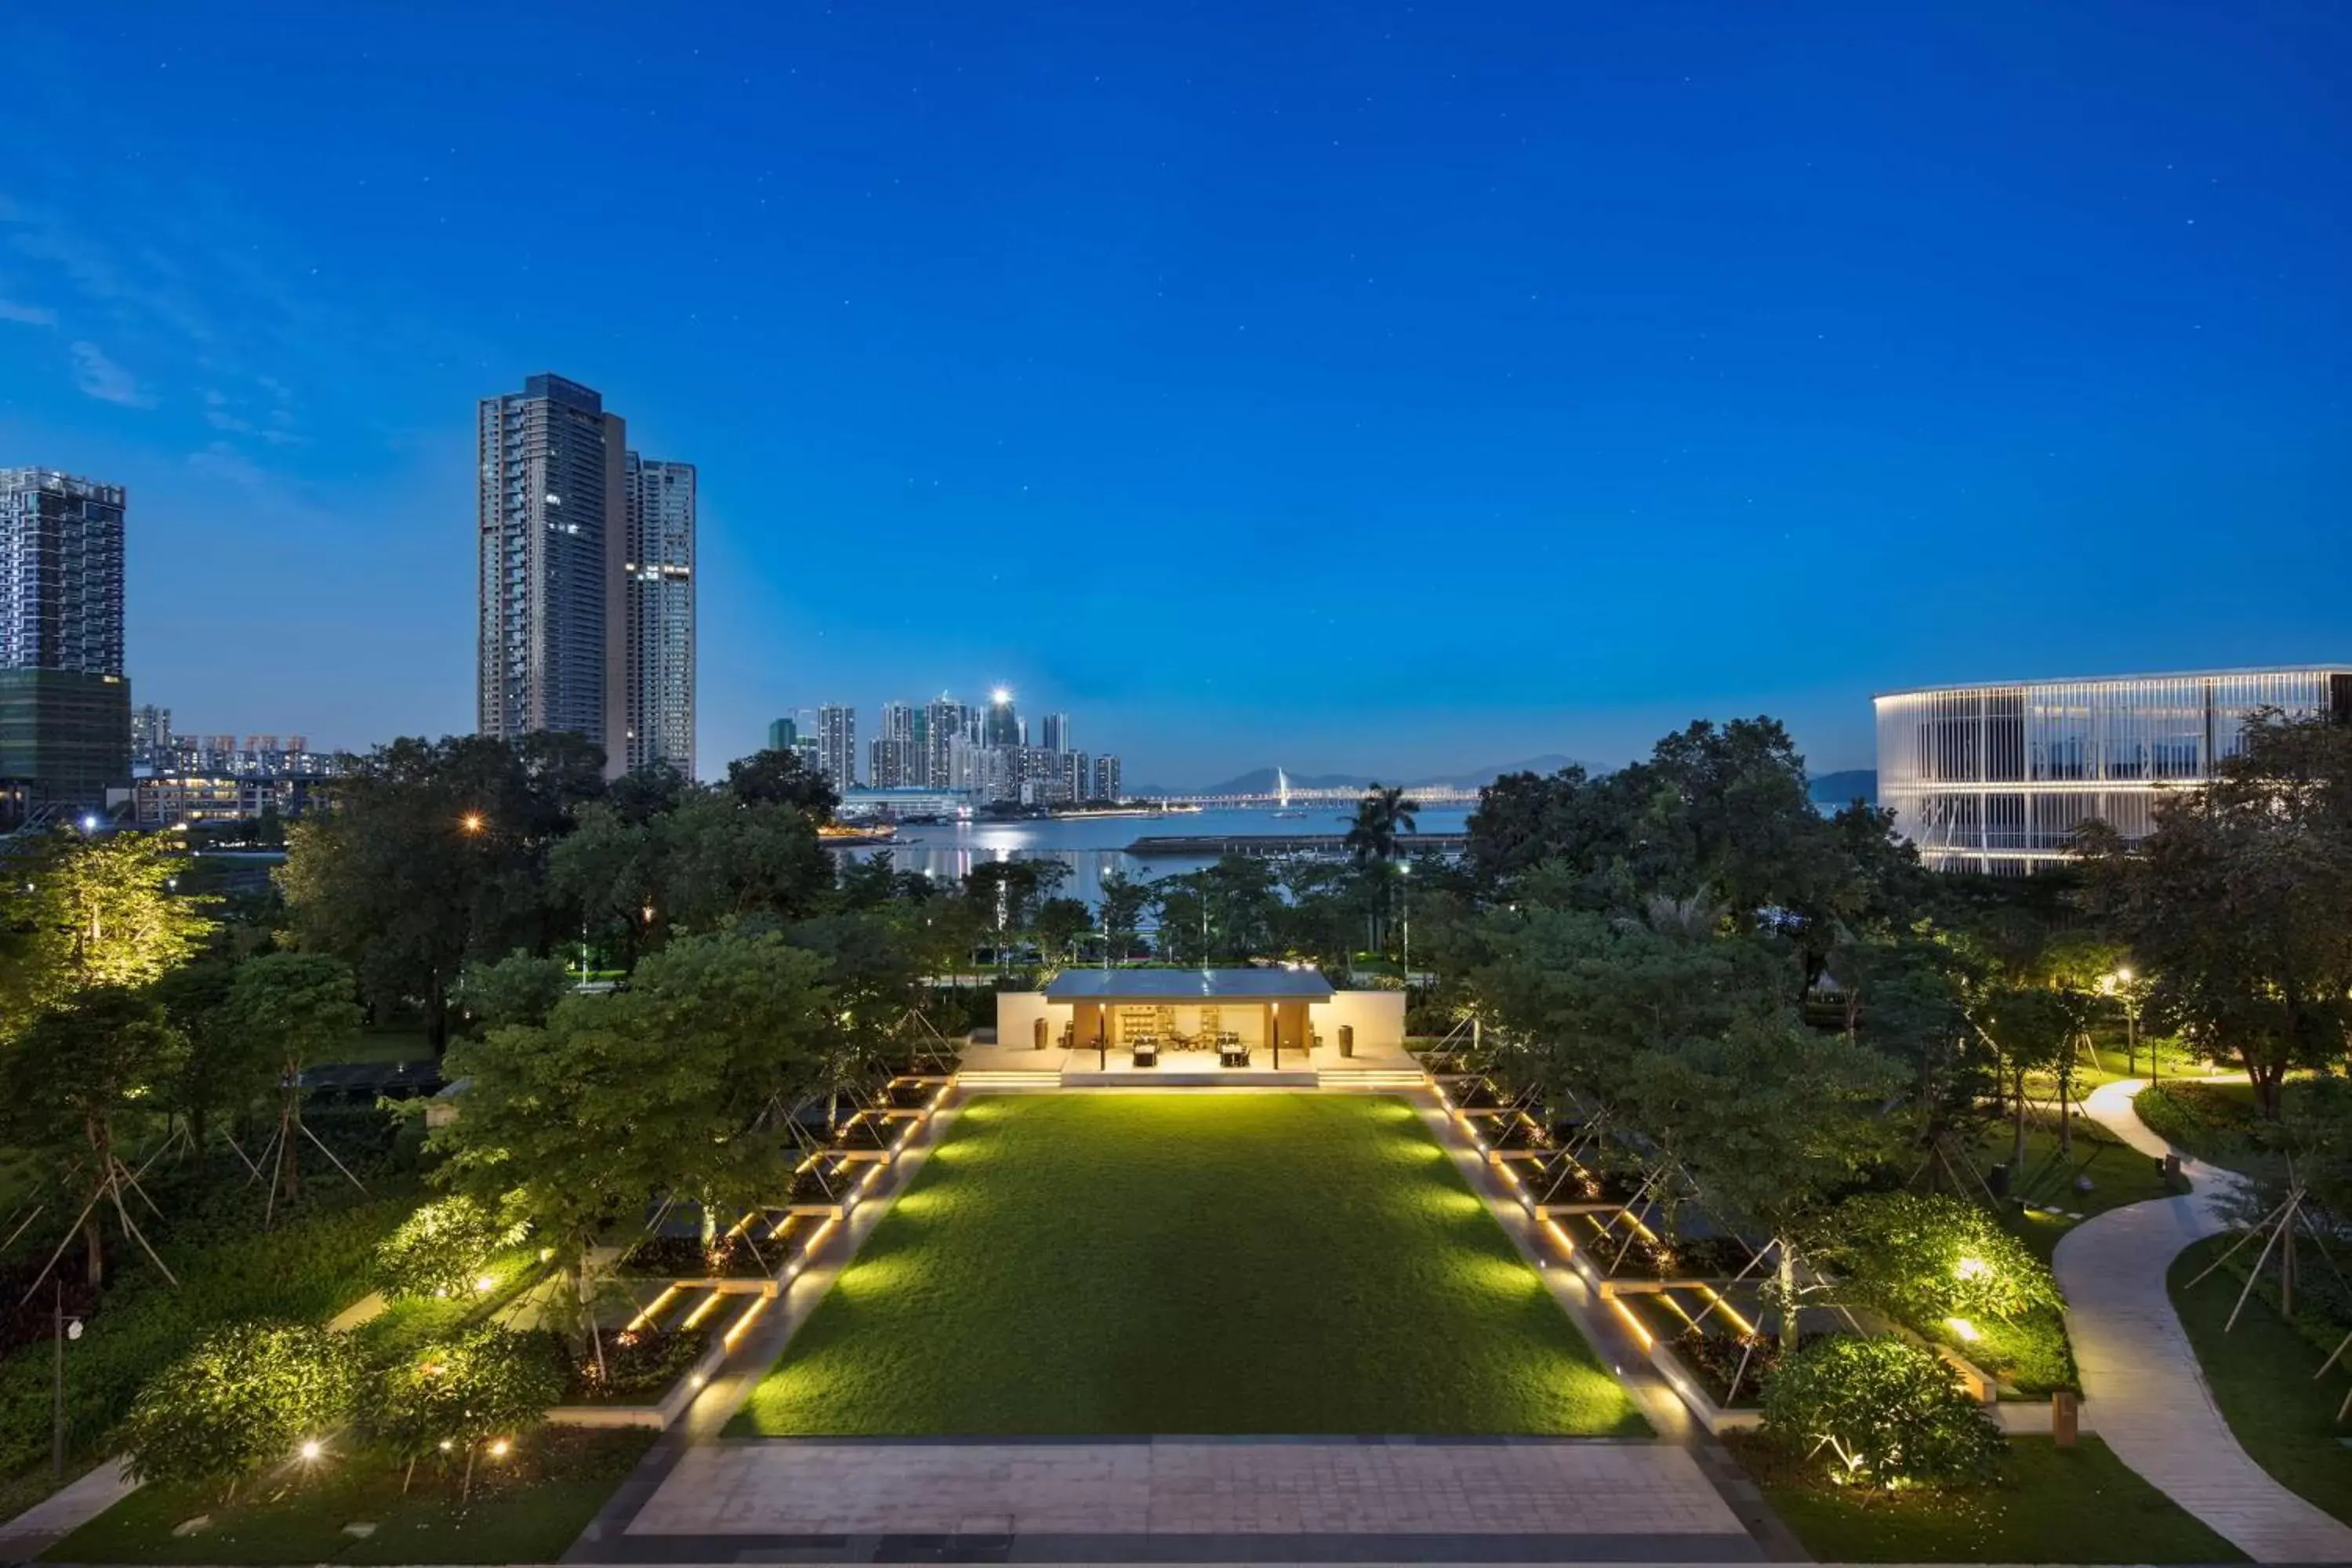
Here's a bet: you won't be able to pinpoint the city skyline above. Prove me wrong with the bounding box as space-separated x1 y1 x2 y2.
2 5 2348 782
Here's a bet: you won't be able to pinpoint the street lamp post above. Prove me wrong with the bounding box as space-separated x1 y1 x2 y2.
2121 968 2143 1081
2103 967 2144 1079
1399 860 1412 996
53 1280 83 1479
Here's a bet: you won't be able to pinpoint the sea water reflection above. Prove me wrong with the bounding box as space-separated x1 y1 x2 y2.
844 805 1472 906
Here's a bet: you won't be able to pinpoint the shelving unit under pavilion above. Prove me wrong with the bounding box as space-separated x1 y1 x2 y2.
1042 967 1336 1069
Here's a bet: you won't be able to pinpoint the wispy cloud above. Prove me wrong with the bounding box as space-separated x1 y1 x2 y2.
0 297 54 327
71 339 154 407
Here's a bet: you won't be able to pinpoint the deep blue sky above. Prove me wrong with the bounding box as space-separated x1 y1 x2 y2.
2 2 2346 784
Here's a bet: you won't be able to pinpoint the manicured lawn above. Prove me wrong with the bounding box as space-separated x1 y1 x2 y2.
2170 1233 2352 1526
730 1094 1642 1436
2136 1077 2337 1179
42 1426 652 1564
1962 1112 2173 1265
1734 1433 2245 1563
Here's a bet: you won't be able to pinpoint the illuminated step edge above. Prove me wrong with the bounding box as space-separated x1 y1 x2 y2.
1327 1070 1428 1088
956 1069 1062 1087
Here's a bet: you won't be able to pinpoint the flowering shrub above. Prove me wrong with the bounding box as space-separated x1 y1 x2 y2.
1761 1334 2004 1490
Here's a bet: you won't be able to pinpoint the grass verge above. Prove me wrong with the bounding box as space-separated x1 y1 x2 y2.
731 1093 1642 1436
42 1425 651 1564
2169 1232 2352 1526
1734 1432 2245 1563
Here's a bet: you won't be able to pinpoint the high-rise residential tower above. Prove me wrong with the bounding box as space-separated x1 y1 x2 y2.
476 374 627 768
923 694 965 788
622 454 695 776
869 701 917 788
1040 713 1072 753
815 703 857 787
767 716 798 753
982 691 1021 748
0 468 131 818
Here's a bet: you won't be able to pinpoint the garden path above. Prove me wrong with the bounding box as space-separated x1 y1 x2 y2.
2057 1077 2352 1563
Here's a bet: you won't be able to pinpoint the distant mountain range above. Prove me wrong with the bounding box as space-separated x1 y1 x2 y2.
1808 768 1878 806
1132 756 1582 798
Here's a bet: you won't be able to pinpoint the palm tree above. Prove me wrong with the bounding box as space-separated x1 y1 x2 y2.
1341 783 1420 865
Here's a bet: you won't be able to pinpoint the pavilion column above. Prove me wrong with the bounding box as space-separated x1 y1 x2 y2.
1266 1002 1278 1068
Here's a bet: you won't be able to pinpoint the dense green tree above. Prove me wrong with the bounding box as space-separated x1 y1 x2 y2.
725 746 840 818
433 928 833 1371
655 794 834 934
224 952 363 1210
2078 710 2352 1116
963 858 1070 961
548 791 833 957
1626 1012 1904 1331
0 987 184 1287
606 760 695 824
368 1326 566 1498
151 958 267 1160
1032 896 1094 965
0 829 212 1031
457 949 576 1031
1098 871 1152 960
118 1322 361 1497
278 733 604 1051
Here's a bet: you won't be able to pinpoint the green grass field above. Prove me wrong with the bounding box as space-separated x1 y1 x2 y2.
730 1094 1642 1436
1735 1434 2244 1563
2169 1233 2352 1526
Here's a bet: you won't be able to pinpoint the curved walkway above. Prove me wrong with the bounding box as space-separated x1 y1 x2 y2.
2059 1078 2352 1563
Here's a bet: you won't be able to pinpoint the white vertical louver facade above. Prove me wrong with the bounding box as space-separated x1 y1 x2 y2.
1875 666 2352 873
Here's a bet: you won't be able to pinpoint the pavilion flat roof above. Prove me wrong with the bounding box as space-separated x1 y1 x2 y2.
1044 968 1336 1003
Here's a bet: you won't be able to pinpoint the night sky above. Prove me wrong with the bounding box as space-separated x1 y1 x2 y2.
1 2 2345 784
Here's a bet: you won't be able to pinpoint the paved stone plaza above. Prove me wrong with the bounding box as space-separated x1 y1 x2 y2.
572 1436 1764 1563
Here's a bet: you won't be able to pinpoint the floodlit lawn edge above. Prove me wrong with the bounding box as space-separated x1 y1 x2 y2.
40 1426 652 1565
1733 1432 2245 1563
2169 1233 2352 1526
730 1093 1644 1436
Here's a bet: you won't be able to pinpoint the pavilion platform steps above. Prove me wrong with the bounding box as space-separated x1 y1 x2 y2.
957 1068 1063 1090
1061 1067 1320 1087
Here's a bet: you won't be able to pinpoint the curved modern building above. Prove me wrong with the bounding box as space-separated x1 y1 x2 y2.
1875 666 2352 873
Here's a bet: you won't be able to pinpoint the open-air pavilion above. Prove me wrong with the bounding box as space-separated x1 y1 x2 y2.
977 968 1413 1083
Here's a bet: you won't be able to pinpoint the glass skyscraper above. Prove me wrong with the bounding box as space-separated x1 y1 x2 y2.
0 467 131 817
622 454 695 776
477 374 626 760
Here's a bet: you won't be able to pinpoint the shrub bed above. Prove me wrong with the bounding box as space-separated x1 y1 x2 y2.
561 1325 710 1405
619 1232 782 1280
0 1178 423 1487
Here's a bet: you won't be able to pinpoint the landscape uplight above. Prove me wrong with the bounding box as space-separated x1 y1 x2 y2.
459 812 485 833
1954 1256 1989 1281
488 1438 511 1458
474 1275 496 1293
299 1439 322 1461
1945 1316 1980 1343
